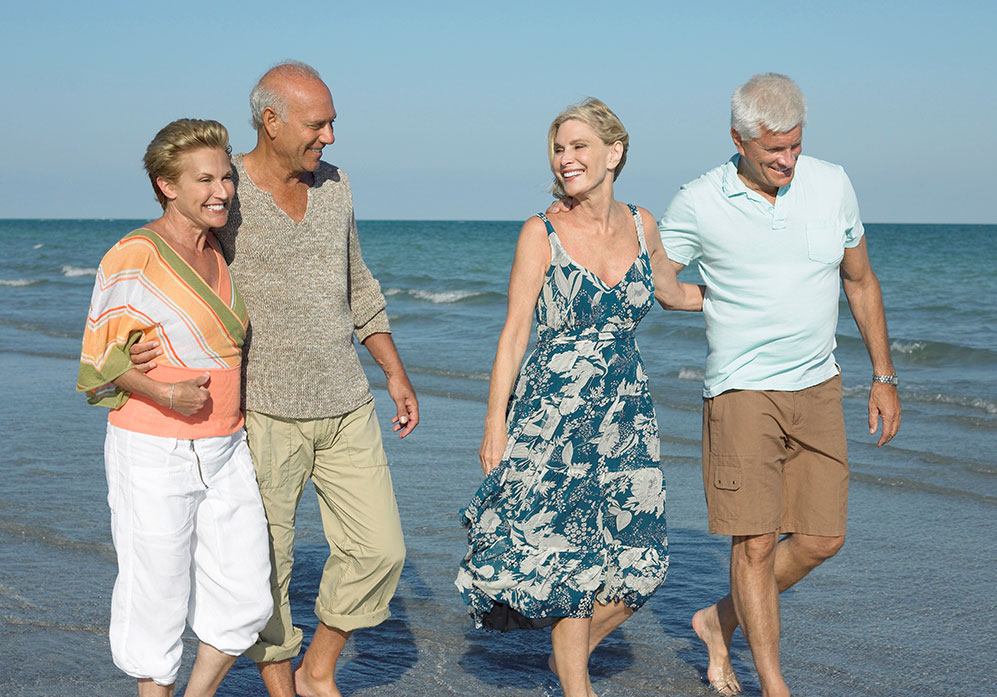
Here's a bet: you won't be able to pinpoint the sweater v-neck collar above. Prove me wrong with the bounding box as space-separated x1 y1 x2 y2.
235 153 317 226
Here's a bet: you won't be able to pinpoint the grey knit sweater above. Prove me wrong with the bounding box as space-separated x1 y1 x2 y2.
215 154 390 418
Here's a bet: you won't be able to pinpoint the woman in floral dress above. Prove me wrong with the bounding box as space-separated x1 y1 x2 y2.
456 99 704 697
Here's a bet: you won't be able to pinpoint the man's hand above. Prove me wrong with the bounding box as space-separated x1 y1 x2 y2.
129 340 162 373
868 382 901 447
362 333 420 438
545 197 577 215
387 371 419 438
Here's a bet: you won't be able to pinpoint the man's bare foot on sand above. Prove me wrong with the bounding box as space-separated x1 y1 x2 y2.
692 605 742 696
293 664 342 697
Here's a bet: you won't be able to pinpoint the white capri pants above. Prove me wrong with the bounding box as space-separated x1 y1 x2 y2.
104 423 272 686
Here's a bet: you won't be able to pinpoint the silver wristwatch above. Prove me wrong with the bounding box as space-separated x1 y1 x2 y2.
872 374 899 386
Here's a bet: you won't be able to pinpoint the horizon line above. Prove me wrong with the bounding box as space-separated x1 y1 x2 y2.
1 218 994 227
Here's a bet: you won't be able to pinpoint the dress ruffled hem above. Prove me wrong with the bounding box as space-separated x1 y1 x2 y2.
457 541 667 630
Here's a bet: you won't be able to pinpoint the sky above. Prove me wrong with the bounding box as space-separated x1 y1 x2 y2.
2 1 994 223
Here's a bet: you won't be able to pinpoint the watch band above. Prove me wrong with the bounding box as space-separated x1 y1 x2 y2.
872 374 899 386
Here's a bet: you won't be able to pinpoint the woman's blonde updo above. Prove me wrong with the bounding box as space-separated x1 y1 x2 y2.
143 119 231 210
547 98 629 199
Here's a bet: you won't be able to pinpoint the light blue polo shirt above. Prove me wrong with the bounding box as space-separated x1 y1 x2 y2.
659 154 864 398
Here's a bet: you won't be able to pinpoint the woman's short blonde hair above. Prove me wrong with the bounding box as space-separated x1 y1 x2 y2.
143 119 231 210
547 98 629 199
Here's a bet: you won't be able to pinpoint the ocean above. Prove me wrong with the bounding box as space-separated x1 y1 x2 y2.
0 219 994 696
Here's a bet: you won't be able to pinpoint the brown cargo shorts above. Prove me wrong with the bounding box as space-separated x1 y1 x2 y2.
702 374 848 536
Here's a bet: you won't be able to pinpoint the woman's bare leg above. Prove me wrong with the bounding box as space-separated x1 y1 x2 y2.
550 617 596 697
182 641 238 697
137 679 174 696
549 600 634 683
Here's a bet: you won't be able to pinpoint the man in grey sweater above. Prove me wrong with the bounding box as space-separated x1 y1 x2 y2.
134 61 418 697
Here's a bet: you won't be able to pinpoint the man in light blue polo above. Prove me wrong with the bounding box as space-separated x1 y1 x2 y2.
659 73 901 697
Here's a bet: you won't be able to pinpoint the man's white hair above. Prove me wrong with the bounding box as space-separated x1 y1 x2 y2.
730 73 807 141
249 60 323 131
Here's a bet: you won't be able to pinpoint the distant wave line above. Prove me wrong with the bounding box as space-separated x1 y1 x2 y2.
0 348 79 360
0 583 43 610
841 382 996 415
849 470 996 503
361 357 489 383
367 378 484 403
0 521 116 560
0 318 82 341
889 338 997 362
2 616 105 635
834 334 996 363
901 390 995 415
879 443 996 471
658 433 702 448
659 454 700 467
0 278 40 287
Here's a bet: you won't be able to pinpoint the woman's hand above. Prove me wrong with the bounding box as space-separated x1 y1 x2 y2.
168 373 211 416
477 216 548 476
545 197 577 215
129 340 162 373
479 422 508 476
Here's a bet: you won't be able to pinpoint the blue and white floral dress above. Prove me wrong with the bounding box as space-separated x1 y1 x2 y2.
457 204 668 630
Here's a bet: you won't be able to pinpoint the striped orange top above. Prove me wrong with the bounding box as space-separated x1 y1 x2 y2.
77 229 248 438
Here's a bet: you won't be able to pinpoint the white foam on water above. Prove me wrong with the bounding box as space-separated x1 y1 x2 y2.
33 243 44 249
0 279 38 286
385 287 484 304
61 265 97 277
678 366 704 381
891 340 926 354
411 289 481 303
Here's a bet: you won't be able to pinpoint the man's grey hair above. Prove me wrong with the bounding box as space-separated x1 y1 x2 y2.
730 73 807 141
249 60 323 131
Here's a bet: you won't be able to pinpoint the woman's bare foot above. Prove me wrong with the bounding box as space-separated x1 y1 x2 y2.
692 605 742 696
547 655 597 697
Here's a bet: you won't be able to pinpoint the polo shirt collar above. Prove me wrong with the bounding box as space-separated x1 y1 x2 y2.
720 155 745 198
721 154 793 204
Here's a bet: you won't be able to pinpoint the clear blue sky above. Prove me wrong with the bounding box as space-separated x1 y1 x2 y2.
2 1 994 223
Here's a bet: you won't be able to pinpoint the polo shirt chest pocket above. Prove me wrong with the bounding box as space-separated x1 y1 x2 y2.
805 223 845 264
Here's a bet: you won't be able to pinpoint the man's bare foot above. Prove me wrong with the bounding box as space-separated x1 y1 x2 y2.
692 605 742 696
293 664 342 697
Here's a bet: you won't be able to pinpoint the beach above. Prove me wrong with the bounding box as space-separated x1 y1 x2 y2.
1 219 994 696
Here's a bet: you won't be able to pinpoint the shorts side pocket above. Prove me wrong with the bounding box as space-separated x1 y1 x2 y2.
713 457 743 491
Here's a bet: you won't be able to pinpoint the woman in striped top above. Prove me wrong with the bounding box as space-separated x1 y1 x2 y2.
78 119 271 697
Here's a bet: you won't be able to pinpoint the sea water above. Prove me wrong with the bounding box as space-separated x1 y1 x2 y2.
0 219 994 696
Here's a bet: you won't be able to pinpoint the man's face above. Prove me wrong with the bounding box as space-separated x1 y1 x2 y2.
272 77 337 174
732 124 802 196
